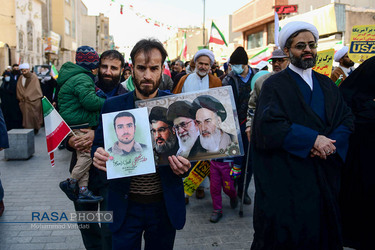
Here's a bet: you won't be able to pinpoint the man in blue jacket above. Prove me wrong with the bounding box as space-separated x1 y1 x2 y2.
92 39 191 250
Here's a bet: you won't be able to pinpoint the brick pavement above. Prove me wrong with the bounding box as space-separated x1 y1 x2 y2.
0 128 255 250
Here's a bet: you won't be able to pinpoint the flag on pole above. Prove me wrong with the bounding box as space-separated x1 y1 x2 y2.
274 12 280 48
179 32 187 59
42 97 72 167
209 21 228 46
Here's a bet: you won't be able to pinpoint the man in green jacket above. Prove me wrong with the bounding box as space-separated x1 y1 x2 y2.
58 46 105 203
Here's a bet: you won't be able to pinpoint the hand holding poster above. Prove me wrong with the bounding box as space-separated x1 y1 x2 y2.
102 107 155 179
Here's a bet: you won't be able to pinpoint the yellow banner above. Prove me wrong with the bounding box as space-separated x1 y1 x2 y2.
183 161 210 196
348 25 375 63
312 49 334 77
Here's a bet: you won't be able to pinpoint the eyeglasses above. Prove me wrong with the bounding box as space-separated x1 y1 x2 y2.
173 120 192 131
151 127 169 134
270 58 288 64
292 42 318 50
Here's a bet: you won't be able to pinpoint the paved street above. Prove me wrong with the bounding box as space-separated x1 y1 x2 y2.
0 128 255 250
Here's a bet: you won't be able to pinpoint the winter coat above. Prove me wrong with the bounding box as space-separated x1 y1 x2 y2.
57 62 105 126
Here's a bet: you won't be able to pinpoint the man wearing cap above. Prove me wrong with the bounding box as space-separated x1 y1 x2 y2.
16 63 43 134
245 49 289 141
251 21 354 249
331 46 355 83
173 49 221 94
166 100 202 159
149 106 179 164
222 46 258 205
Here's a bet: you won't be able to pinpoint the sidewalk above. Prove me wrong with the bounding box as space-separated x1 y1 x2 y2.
0 128 255 250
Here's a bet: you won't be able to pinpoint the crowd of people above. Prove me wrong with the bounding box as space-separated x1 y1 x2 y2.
0 19 374 250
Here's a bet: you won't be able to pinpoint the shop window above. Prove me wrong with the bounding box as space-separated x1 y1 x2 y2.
247 31 263 49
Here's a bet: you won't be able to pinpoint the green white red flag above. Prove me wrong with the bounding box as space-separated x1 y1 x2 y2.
209 21 228 46
179 32 187 59
42 97 71 167
249 47 272 66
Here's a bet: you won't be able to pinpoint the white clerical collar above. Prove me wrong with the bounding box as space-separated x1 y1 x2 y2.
339 65 353 77
289 64 313 90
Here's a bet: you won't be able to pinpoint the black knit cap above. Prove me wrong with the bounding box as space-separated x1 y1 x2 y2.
166 100 196 122
192 95 227 122
229 46 248 65
149 106 172 126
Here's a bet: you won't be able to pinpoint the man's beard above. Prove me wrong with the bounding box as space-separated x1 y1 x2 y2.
195 67 209 77
118 134 133 145
289 51 316 70
98 71 121 92
200 128 222 152
155 134 177 154
342 60 355 68
133 73 162 97
177 128 199 152
12 70 20 76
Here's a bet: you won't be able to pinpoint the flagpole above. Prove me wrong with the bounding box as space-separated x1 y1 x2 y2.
202 0 206 47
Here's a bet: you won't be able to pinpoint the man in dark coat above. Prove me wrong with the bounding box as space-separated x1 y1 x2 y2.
92 39 190 250
0 108 9 217
339 56 375 250
251 21 354 250
0 70 23 130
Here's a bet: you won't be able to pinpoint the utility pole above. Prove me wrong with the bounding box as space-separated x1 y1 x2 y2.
202 0 206 47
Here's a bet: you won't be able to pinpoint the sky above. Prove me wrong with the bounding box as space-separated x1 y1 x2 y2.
81 0 250 51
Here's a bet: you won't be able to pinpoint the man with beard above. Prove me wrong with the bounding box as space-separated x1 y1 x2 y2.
92 39 190 249
11 64 21 81
166 100 201 158
108 111 146 155
193 95 233 154
16 63 43 134
62 49 127 250
331 46 355 83
250 21 354 249
173 49 221 93
149 106 178 164
193 95 238 222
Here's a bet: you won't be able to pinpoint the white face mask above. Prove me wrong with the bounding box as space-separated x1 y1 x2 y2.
4 76 10 82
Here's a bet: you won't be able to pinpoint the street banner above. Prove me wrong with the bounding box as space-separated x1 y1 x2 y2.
183 160 210 196
209 21 228 46
312 49 334 77
42 97 72 167
348 25 375 63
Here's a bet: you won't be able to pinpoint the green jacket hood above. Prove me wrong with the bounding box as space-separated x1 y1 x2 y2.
57 62 92 87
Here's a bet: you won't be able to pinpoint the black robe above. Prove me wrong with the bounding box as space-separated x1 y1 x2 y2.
251 68 354 250
339 56 375 250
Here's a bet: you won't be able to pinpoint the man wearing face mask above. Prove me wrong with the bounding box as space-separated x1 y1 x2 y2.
173 49 221 93
222 46 258 205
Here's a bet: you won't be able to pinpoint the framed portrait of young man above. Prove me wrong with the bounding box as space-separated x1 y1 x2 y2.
102 107 155 179
136 86 244 163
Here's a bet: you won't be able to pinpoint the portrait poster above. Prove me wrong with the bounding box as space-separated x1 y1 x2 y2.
312 49 334 77
348 25 375 63
102 107 155 179
33 65 51 79
135 86 244 163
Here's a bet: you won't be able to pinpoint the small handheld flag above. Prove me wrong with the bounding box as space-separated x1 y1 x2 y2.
42 97 72 167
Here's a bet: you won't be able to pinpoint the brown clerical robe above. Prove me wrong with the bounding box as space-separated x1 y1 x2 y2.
16 72 43 130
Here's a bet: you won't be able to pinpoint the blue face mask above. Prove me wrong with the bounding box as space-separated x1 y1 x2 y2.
4 76 10 82
232 65 244 75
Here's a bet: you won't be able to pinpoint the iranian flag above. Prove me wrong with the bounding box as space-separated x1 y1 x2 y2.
249 47 272 66
209 21 228 46
179 32 187 59
42 97 71 167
